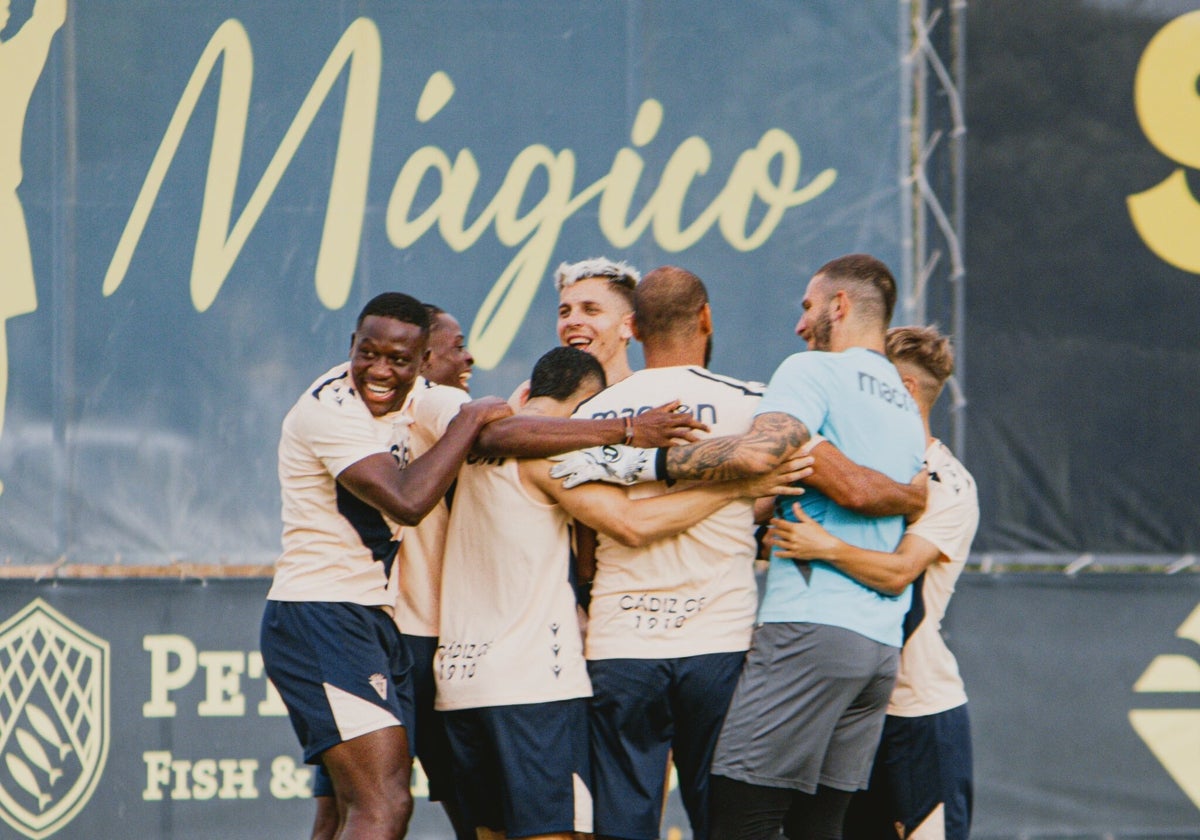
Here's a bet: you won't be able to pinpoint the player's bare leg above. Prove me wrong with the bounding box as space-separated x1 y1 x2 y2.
311 793 339 840
322 726 414 840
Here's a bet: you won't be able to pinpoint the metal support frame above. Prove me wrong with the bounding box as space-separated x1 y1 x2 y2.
901 0 967 457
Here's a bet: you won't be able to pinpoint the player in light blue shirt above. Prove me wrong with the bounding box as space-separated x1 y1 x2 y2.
643 254 926 840
754 346 925 646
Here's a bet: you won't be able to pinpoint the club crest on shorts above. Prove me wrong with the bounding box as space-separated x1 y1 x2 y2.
0 599 110 840
368 673 388 700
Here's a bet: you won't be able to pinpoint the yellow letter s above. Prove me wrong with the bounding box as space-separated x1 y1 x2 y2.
1127 11 1200 274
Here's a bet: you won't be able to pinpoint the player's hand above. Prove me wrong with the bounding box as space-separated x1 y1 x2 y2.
906 466 930 524
764 502 838 560
738 456 814 500
548 445 659 489
457 396 514 427
628 400 708 447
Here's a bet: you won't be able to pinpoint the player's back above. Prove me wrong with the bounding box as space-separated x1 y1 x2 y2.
573 365 765 660
437 452 589 710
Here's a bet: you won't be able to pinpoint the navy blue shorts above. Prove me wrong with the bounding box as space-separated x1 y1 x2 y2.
443 699 592 838
308 633 456 802
260 600 414 763
402 633 458 803
844 703 973 840
588 651 745 840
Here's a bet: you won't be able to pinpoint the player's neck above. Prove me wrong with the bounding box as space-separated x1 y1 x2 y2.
642 340 704 370
521 397 571 419
603 356 634 385
920 410 934 446
829 321 885 354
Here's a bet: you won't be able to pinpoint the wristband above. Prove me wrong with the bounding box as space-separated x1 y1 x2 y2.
623 415 635 445
655 447 669 481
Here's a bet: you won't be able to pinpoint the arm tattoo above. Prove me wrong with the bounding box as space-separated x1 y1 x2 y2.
665 412 810 481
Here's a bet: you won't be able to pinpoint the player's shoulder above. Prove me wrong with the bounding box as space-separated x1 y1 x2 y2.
284 363 371 440
926 440 977 501
616 364 763 396
572 372 642 415
409 377 470 409
770 350 832 379
679 366 765 398
407 377 470 435
296 363 363 417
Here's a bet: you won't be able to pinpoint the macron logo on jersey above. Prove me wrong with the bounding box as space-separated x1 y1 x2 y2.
857 370 919 415
588 403 722 425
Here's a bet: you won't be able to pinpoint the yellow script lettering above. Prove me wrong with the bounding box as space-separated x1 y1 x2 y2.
109 24 839 370
103 17 381 310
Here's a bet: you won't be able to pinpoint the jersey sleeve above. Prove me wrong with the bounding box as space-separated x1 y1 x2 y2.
754 352 831 435
290 391 394 479
413 383 471 438
906 469 979 564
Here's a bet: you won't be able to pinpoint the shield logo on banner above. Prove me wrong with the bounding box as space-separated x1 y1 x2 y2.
0 599 110 839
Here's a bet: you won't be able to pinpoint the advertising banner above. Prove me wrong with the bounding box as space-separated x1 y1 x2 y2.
964 2 1200 557
0 0 908 565
2 575 1199 839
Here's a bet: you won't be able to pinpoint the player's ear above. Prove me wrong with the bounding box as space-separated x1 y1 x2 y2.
619 312 634 342
630 313 643 342
698 303 713 335
901 373 920 399
831 290 849 321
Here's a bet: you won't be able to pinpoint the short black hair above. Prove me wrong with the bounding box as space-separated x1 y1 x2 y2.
357 292 430 333
528 347 606 401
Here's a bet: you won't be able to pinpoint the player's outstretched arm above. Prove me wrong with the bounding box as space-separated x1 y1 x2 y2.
802 438 927 517
664 411 811 482
338 397 512 526
474 400 708 459
766 502 940 596
532 456 812 548
547 411 810 489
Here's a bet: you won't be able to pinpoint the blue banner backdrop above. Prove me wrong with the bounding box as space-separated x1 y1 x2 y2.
0 1 907 564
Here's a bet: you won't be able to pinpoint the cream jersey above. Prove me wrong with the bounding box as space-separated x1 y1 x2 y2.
888 440 979 716
393 378 472 637
268 362 412 607
573 365 765 660
435 455 591 710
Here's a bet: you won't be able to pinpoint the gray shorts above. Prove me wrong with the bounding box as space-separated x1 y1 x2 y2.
710 622 898 794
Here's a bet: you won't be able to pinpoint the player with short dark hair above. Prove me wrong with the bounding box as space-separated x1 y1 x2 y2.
422 304 475 393
436 346 810 840
561 265 772 840
311 301 481 840
261 291 513 840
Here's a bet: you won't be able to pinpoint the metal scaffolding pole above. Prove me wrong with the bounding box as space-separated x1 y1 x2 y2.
904 0 967 457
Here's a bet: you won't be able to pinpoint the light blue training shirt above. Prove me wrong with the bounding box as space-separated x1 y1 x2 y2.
754 347 925 647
